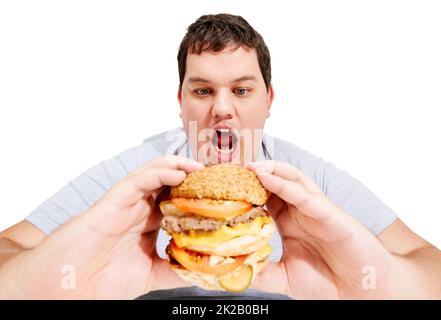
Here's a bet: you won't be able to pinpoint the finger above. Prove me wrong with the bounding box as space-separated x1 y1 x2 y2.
276 207 310 239
250 261 291 296
147 256 192 292
129 168 187 194
105 168 187 208
265 193 286 220
139 231 188 293
266 194 302 238
256 173 362 243
138 228 160 255
141 196 163 234
248 160 321 193
257 172 331 221
265 191 313 240
143 229 192 291
128 155 204 177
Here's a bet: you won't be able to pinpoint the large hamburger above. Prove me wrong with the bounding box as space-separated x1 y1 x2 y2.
159 164 275 292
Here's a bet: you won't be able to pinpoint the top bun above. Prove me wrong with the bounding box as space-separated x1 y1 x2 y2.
170 164 269 206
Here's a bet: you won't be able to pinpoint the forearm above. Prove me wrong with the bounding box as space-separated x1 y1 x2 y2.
0 241 29 299
392 246 441 299
0 237 26 267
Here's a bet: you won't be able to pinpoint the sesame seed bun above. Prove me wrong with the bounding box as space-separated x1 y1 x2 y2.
170 164 269 206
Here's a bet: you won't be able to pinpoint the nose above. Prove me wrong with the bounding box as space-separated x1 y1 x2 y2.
211 89 235 120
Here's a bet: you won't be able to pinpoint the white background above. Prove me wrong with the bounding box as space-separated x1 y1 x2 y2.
1 1 440 247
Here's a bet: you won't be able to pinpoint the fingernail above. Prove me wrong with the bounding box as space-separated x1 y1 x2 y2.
252 161 274 176
196 160 205 166
184 158 204 167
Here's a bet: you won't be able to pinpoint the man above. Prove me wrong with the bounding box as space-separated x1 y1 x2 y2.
0 13 440 299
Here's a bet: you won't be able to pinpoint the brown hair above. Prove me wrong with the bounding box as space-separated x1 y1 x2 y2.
177 13 272 92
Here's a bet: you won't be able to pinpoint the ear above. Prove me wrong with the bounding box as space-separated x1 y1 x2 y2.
265 84 275 118
177 86 183 119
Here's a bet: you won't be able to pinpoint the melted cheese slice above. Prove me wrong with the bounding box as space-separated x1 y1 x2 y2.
172 216 272 249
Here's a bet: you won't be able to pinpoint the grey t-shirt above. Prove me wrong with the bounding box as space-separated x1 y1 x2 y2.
26 127 397 299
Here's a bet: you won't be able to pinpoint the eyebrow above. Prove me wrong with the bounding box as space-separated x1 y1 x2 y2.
188 75 258 84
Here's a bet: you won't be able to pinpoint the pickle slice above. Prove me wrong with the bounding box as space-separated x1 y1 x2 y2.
218 265 253 292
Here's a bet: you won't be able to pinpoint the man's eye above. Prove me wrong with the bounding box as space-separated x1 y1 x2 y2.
195 88 211 96
234 88 250 96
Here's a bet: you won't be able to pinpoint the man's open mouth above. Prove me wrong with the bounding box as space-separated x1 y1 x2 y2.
212 128 238 151
211 128 238 163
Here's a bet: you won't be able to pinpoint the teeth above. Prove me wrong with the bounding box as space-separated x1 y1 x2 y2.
217 128 230 133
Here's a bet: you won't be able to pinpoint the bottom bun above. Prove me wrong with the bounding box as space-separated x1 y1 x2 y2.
170 247 271 292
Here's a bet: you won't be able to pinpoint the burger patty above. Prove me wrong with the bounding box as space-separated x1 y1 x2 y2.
161 206 267 234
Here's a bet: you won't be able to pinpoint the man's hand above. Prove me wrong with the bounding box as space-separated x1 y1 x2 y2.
0 156 203 299
247 160 430 299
